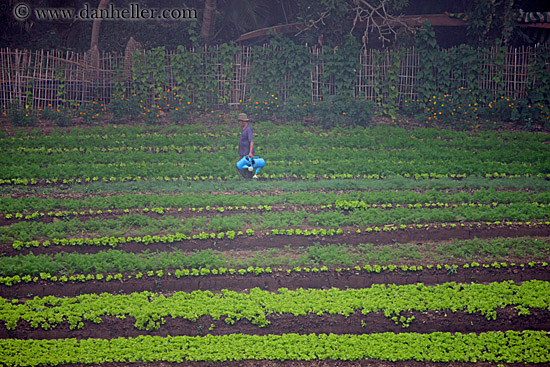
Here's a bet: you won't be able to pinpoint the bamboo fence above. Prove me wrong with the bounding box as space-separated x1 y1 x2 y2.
0 44 547 113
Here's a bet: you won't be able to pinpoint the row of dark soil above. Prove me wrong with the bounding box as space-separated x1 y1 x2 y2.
2 307 549 340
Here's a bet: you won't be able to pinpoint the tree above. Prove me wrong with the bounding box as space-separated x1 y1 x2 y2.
201 0 217 44
296 0 410 48
464 0 516 46
90 0 111 50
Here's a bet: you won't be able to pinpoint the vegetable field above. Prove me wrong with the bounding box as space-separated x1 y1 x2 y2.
1 121 550 367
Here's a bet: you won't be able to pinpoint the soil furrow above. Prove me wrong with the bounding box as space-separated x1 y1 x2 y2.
2 308 549 340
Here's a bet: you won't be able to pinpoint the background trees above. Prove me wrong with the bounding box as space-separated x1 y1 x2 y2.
1 0 548 51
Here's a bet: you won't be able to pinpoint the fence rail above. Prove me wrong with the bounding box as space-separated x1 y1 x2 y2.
0 44 547 113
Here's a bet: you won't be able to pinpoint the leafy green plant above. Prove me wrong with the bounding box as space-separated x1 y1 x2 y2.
77 100 104 124
2 331 548 365
245 34 311 120
2 280 549 331
6 100 36 127
311 95 374 127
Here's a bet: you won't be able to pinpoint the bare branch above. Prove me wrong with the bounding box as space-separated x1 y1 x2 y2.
295 8 332 37
295 0 411 47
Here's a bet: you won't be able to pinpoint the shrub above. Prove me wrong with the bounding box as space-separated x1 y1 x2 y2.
7 101 36 127
40 107 72 127
311 96 374 127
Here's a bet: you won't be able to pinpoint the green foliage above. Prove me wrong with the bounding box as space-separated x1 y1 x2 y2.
415 22 439 103
525 45 550 126
169 45 198 108
372 49 401 118
6 100 36 127
243 88 288 120
2 280 549 331
404 23 550 128
119 42 238 122
319 35 360 99
108 63 140 122
131 47 169 124
311 95 375 127
77 100 104 125
8 37 549 126
244 34 311 120
2 331 548 364
215 43 238 106
40 107 71 127
465 0 516 46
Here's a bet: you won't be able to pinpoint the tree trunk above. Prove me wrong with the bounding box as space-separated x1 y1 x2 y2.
90 0 111 50
200 0 217 44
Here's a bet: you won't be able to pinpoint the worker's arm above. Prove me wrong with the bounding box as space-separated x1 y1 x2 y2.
248 141 254 158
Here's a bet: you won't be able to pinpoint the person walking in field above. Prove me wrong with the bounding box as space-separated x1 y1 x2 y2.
236 113 257 178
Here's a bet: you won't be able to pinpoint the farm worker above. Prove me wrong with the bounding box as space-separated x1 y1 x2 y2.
236 113 258 179
237 113 254 158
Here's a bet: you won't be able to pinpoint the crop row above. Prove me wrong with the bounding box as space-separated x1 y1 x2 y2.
4 202 550 223
6 222 545 250
5 153 546 177
1 331 549 365
12 144 235 154
7 219 550 250
3 201 549 244
1 260 547 287
4 175 543 199
2 237 548 277
3 172 550 186
2 280 549 331
2 237 549 276
2 156 549 179
3 205 275 221
12 144 505 155
334 200 549 210
3 123 546 148
5 146 546 167
2 189 549 214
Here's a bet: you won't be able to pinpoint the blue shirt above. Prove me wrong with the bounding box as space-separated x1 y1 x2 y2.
238 124 254 156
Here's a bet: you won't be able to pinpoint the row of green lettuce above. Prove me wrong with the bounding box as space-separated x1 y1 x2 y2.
1 260 547 288
3 202 549 244
2 280 549 331
1 237 549 277
2 189 549 213
1 331 549 364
